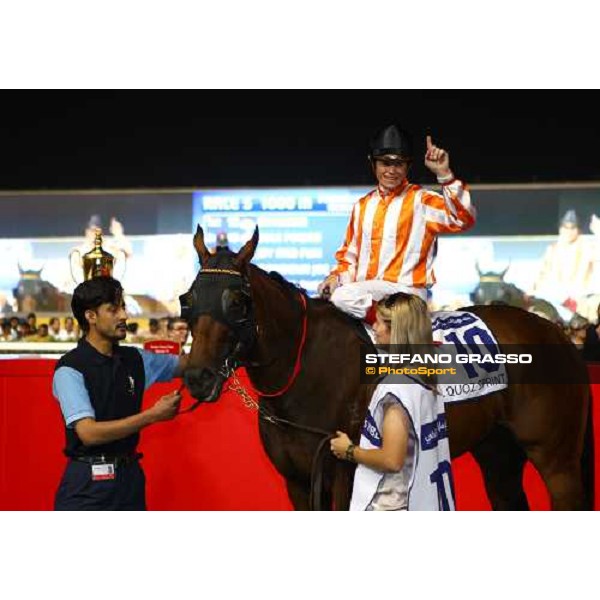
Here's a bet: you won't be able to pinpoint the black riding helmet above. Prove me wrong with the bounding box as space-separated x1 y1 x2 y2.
368 124 414 164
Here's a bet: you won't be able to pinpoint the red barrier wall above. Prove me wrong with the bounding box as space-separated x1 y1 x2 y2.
1 359 598 510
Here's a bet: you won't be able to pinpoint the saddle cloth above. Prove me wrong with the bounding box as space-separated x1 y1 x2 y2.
431 311 508 403
363 310 508 403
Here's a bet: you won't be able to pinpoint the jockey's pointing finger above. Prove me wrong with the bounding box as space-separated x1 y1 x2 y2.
426 135 433 150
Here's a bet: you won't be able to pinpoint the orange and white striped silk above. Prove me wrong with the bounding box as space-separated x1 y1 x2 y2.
331 178 475 288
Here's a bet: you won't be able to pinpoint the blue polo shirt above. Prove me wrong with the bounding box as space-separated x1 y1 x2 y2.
53 348 179 428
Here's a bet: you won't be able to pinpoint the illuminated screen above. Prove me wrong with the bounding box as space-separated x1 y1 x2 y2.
192 185 600 323
0 184 599 323
193 187 370 295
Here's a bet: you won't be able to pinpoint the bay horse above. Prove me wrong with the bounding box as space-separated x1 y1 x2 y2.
470 264 562 324
182 226 594 510
13 266 71 313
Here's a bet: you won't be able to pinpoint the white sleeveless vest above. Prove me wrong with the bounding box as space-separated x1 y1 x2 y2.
350 375 455 511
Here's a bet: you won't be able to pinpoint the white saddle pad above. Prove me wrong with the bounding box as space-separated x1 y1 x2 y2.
431 311 508 402
362 310 508 402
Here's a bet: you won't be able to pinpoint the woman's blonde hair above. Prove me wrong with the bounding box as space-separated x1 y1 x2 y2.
376 293 437 388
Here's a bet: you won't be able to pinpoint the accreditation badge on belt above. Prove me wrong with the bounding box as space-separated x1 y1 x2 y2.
91 462 116 481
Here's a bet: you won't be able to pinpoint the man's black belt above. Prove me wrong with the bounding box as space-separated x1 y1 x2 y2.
70 452 143 466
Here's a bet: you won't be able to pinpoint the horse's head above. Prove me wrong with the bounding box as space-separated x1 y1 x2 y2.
14 265 56 312
470 262 516 305
181 225 259 402
18 263 43 279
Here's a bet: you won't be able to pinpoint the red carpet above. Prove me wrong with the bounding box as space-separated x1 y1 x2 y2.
0 360 597 510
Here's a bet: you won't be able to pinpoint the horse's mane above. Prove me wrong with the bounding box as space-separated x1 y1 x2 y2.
249 264 310 299
209 247 330 306
249 263 372 350
268 270 307 296
261 268 335 308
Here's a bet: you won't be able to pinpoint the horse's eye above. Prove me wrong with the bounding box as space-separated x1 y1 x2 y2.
179 291 194 323
222 289 248 323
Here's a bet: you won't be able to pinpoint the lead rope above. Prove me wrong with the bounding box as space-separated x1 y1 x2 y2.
227 369 336 511
228 370 332 436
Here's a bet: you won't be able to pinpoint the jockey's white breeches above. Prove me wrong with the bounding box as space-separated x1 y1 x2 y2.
330 280 428 319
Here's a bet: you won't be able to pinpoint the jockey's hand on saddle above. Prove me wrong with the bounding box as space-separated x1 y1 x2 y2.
424 135 452 180
318 274 339 299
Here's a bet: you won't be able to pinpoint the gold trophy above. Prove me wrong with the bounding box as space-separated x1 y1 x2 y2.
70 229 115 282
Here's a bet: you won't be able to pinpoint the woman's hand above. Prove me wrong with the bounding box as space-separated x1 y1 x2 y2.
330 431 352 460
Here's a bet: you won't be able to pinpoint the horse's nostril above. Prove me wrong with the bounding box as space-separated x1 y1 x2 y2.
185 368 217 389
200 369 216 386
184 367 224 402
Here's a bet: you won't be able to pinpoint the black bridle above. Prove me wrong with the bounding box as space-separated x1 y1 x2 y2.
178 266 257 411
179 264 313 399
180 267 256 357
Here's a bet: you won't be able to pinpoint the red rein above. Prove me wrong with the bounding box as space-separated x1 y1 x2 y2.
248 293 308 397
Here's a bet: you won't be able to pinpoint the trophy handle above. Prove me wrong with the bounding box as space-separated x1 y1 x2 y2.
114 249 127 281
69 248 82 284
120 250 127 280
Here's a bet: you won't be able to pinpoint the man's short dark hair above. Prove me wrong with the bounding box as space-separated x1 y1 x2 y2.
72 276 124 333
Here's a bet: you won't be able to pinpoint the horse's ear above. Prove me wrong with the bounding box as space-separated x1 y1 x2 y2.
17 263 23 275
193 225 211 265
475 261 482 277
234 226 259 269
500 262 510 280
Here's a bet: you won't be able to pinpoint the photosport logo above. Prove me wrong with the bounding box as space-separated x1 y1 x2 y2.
366 364 459 377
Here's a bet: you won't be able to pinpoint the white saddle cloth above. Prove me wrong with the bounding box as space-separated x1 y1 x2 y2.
363 310 508 403
431 311 508 402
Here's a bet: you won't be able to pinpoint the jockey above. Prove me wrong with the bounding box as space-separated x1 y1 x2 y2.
317 124 476 319
532 209 594 318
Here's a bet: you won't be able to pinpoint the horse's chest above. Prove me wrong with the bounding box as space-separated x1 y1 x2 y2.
258 419 316 480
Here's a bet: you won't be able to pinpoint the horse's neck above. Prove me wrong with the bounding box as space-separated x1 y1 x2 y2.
251 296 373 439
246 270 303 389
505 283 526 307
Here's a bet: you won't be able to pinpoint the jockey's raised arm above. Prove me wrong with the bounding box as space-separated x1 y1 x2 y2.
419 181 475 234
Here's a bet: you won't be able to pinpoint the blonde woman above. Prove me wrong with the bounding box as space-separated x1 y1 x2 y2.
330 293 454 510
